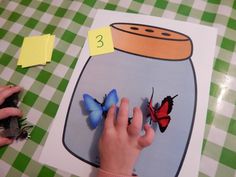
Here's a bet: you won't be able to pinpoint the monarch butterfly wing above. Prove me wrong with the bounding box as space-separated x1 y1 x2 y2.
83 94 102 112
156 100 171 133
88 110 103 129
161 96 174 114
103 89 119 111
157 116 171 133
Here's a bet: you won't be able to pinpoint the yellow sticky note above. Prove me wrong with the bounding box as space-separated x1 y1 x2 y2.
45 35 55 62
88 26 114 56
17 48 23 66
18 34 50 68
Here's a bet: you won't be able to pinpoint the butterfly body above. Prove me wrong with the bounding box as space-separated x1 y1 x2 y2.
148 88 177 133
83 89 119 129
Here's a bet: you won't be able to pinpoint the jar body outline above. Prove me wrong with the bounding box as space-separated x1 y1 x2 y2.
63 49 197 177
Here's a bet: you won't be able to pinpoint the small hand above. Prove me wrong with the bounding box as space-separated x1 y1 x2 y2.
0 85 22 147
99 98 155 176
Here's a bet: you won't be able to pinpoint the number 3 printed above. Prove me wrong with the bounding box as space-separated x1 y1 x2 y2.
96 35 104 48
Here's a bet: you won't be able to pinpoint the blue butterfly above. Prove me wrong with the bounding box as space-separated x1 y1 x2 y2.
83 89 119 129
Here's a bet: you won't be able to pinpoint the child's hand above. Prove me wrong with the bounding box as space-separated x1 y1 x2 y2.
0 86 22 147
98 98 155 176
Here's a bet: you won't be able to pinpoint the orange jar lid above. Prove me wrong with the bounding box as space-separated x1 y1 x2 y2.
110 23 193 60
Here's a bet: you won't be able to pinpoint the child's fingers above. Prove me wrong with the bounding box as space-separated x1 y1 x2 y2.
0 137 13 147
116 98 129 129
104 105 116 130
0 86 21 105
0 85 12 92
0 108 22 120
128 107 142 136
138 124 155 149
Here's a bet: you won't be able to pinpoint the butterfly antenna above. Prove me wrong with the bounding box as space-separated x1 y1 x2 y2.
172 94 178 99
147 87 155 108
150 87 154 102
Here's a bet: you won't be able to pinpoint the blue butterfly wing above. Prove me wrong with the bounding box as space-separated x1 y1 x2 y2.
89 110 103 129
103 89 119 111
83 94 103 129
83 94 102 112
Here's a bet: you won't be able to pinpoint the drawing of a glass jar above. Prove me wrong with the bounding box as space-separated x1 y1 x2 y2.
63 23 196 177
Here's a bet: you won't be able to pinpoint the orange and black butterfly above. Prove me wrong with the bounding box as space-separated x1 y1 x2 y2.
148 88 178 133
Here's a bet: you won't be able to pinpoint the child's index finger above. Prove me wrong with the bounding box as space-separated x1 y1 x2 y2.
116 98 129 129
0 86 22 105
104 104 116 130
0 108 23 120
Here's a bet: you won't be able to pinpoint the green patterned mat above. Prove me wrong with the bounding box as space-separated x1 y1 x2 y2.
0 1 235 177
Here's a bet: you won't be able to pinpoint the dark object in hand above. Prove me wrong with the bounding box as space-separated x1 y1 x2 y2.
0 92 33 140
